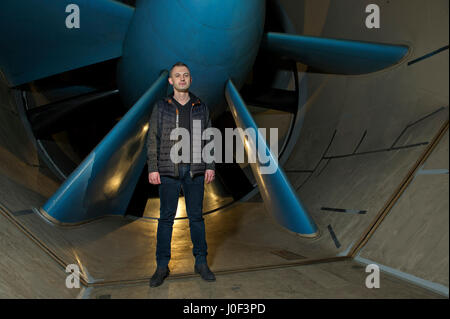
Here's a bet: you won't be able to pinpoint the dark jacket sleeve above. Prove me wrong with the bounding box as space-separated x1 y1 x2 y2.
204 103 215 171
146 102 159 173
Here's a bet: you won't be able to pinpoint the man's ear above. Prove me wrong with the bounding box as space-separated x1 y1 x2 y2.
168 77 173 86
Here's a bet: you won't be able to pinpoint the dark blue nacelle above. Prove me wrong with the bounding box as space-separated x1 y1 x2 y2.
117 0 266 115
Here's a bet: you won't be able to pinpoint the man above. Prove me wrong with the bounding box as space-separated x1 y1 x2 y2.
146 62 216 287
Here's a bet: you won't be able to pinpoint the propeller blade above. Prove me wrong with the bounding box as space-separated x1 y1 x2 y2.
225 79 318 237
39 71 168 224
261 32 409 74
0 0 134 86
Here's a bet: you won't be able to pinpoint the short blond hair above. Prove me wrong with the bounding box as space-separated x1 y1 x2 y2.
169 62 190 77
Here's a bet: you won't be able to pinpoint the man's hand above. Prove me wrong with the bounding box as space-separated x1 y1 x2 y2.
148 172 161 185
205 169 215 184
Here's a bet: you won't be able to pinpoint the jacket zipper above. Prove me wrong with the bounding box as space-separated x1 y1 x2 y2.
174 107 179 177
189 103 194 178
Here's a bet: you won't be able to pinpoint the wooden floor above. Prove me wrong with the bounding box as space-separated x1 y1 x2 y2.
1 204 444 299
80 259 445 299
7 201 340 285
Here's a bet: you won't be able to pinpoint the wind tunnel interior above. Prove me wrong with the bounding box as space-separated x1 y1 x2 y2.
0 0 448 296
14 0 301 220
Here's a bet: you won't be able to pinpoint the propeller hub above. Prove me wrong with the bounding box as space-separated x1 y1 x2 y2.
117 0 265 115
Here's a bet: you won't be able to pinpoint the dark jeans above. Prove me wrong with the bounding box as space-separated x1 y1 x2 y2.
156 164 207 267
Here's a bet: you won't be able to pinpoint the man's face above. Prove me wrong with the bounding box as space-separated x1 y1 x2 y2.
169 66 192 92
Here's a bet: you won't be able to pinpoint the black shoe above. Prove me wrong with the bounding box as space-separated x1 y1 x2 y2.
195 264 216 282
150 267 170 287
